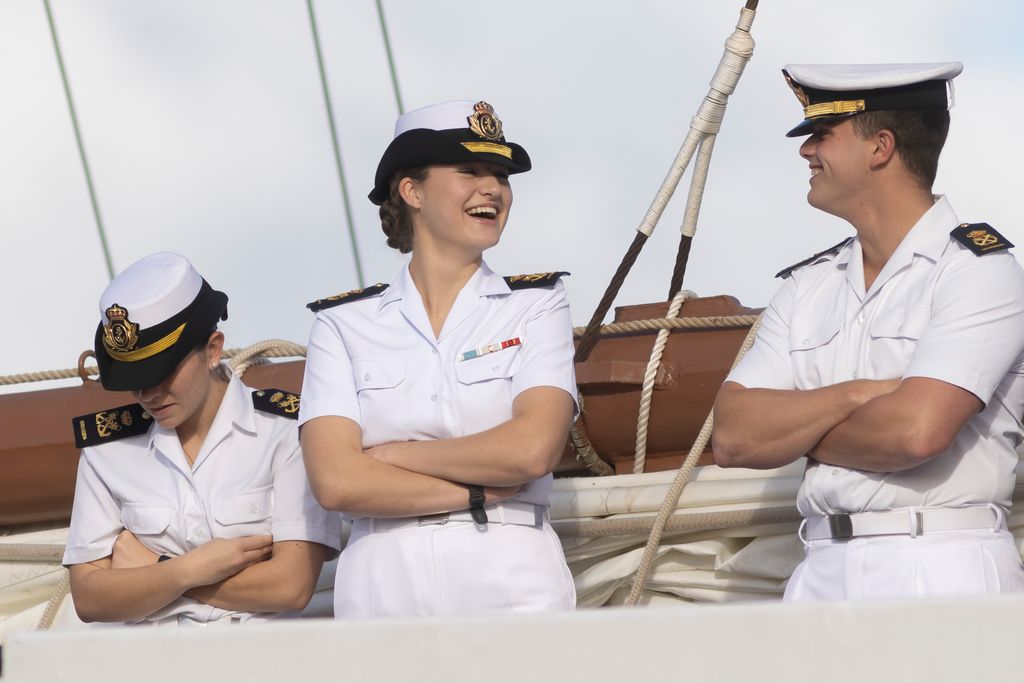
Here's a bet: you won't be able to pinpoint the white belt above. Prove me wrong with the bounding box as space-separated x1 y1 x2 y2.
149 613 242 628
354 501 546 534
801 505 1004 542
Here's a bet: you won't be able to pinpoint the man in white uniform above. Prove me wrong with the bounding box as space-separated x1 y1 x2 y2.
713 63 1024 600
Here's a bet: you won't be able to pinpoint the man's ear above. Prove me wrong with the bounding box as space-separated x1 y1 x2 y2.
398 176 422 209
870 128 897 169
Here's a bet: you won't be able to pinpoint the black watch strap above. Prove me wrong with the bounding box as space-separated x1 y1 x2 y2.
467 484 488 525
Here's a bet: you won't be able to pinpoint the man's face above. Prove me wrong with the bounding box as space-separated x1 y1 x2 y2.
798 118 876 219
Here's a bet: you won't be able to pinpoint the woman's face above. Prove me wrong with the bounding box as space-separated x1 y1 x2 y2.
404 162 513 256
131 332 223 430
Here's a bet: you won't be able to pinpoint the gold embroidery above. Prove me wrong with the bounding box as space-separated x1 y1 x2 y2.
804 99 866 118
967 229 999 248
783 72 810 108
467 101 503 141
79 419 87 442
103 323 186 362
508 272 553 283
461 141 512 159
102 304 140 353
271 392 301 414
96 411 122 438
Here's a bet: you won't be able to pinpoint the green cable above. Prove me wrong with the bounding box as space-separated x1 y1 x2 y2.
306 0 366 288
43 0 115 280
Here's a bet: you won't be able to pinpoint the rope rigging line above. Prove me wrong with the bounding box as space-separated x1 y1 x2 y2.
42 0 114 281
573 2 758 364
622 311 763 606
375 0 405 115
306 0 366 288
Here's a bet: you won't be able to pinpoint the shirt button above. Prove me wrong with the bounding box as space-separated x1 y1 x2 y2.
430 394 437 402
249 504 259 514
852 372 858 378
363 373 371 381
432 348 439 355
802 338 810 345
831 469 839 476
491 366 500 372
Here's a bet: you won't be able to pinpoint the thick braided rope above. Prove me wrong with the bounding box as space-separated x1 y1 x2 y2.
227 339 307 377
623 312 763 606
634 290 693 473
636 7 754 238
0 543 66 562
37 568 70 630
680 135 718 238
551 504 800 539
0 343 309 387
572 313 759 337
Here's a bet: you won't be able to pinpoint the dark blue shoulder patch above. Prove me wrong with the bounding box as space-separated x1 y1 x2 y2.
307 283 389 312
504 271 569 290
73 403 152 449
775 238 853 279
950 223 1012 256
252 389 300 419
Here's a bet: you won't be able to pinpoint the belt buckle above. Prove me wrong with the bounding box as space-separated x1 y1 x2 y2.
417 512 450 526
828 513 853 540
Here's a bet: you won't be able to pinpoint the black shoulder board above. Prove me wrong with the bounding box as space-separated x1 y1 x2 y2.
307 283 389 312
775 237 854 279
504 271 570 290
252 389 300 419
72 403 152 449
950 223 1013 256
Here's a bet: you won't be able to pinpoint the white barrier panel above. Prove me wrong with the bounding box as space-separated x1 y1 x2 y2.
5 595 1024 683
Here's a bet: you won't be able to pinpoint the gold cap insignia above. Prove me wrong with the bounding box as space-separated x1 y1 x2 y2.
103 304 140 353
467 101 503 141
783 72 810 109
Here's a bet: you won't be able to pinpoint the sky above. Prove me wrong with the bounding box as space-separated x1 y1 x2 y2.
2 0 1022 390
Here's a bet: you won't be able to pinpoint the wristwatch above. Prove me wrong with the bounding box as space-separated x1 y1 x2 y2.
467 484 488 525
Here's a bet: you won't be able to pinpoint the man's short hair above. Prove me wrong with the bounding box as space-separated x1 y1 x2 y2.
852 109 950 190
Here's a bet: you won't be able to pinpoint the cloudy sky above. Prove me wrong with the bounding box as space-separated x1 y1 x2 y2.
3 0 1022 389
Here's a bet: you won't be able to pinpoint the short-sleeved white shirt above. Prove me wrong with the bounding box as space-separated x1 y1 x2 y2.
63 371 342 624
298 260 578 510
728 197 1024 516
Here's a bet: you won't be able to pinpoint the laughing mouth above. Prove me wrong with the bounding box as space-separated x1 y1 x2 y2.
466 206 498 218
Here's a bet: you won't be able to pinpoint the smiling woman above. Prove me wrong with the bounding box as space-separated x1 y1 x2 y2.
299 99 579 618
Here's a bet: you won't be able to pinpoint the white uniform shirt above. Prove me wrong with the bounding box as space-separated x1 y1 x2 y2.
63 372 342 624
299 260 578 510
728 197 1024 516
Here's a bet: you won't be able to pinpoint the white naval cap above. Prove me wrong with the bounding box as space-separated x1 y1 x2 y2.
781 62 963 137
95 251 228 391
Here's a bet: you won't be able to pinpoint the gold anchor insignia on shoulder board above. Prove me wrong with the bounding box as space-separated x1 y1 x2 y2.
96 410 123 438
950 222 1013 256
102 304 140 353
467 101 503 141
270 391 300 414
508 272 553 283
504 271 570 290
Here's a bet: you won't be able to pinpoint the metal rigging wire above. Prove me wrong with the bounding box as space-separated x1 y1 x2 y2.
42 0 115 281
306 0 366 288
375 0 405 115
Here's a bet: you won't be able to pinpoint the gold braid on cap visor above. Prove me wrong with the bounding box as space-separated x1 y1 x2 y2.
460 141 513 159
103 323 186 362
804 99 866 118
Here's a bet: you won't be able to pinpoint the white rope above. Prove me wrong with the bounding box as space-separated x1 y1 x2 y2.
572 313 759 337
633 290 693 473
635 6 756 238
680 135 717 238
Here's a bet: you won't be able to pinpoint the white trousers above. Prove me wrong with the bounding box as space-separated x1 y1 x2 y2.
784 529 1024 601
334 519 576 618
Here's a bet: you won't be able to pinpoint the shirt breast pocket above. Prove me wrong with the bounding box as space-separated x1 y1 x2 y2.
121 503 172 536
352 359 407 392
455 346 519 385
789 316 842 387
213 486 273 537
868 305 929 372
